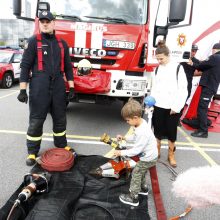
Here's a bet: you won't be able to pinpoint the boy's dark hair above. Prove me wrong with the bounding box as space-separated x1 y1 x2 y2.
121 99 142 119
155 40 170 56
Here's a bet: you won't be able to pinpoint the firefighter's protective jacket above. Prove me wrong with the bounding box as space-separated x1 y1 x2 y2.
195 51 220 93
20 32 73 82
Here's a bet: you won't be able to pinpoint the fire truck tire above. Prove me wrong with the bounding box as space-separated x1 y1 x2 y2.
2 72 13 89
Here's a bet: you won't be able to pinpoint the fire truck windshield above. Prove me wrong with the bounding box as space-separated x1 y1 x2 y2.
39 0 148 25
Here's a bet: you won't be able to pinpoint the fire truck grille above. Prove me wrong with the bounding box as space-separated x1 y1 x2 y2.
71 57 116 66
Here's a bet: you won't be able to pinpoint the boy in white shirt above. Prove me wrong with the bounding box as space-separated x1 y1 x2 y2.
113 99 158 206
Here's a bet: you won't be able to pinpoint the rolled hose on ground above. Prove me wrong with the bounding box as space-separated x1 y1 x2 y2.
37 148 75 171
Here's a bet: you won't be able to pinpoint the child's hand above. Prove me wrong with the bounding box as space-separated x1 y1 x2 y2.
113 150 121 157
116 135 123 141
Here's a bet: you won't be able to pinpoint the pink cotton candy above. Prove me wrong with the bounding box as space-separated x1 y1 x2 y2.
172 166 220 208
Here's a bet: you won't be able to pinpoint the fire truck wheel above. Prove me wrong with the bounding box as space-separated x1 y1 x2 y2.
2 72 13 89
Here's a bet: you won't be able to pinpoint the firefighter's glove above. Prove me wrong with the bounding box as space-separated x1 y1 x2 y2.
17 89 28 104
68 88 75 100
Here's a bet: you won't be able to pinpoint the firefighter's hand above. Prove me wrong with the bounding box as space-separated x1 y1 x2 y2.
188 58 193 66
68 88 75 100
17 89 28 104
113 150 121 157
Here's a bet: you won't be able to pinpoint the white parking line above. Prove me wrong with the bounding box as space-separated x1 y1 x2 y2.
0 91 18 99
160 145 220 152
43 137 105 145
41 137 220 152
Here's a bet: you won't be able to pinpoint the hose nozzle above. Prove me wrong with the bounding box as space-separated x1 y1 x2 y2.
100 133 120 148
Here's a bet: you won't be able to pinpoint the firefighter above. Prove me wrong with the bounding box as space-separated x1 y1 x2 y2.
181 44 200 99
190 43 220 138
17 11 75 166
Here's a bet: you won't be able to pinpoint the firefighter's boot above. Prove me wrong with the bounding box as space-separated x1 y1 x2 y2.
168 146 177 168
64 146 77 158
26 154 36 166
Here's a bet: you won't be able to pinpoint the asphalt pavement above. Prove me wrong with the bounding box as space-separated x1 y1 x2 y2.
0 84 220 220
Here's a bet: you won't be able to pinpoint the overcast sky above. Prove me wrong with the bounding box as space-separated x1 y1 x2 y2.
0 1 14 19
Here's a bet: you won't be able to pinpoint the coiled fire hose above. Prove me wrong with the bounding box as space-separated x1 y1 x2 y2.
37 148 75 171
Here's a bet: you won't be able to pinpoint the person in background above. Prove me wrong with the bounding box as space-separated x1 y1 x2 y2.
113 99 158 206
181 44 201 99
151 40 188 167
17 11 75 166
190 43 220 138
178 44 201 127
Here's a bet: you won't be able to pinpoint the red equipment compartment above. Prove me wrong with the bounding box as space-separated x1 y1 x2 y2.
74 69 111 94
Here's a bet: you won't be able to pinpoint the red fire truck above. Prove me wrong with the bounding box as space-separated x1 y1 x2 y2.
13 0 192 105
0 47 23 88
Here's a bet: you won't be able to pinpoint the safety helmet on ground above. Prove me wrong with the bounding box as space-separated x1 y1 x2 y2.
77 59 92 76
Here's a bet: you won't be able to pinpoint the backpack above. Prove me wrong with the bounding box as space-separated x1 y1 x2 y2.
155 64 181 80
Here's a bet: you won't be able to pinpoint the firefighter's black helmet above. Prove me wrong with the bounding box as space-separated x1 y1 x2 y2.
191 44 199 51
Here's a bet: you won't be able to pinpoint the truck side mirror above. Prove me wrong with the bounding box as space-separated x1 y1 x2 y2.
38 2 50 13
153 0 188 47
169 0 187 23
13 0 21 16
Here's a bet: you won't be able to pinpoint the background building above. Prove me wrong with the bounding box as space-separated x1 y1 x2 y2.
0 0 34 46
0 19 34 46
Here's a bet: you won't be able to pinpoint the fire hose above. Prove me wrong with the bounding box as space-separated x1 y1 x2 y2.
37 148 75 172
6 173 51 220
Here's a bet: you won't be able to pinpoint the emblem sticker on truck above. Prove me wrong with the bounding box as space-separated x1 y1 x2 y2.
103 40 135 50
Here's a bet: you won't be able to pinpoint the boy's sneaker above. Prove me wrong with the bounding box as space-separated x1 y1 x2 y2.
26 154 36 166
139 187 149 195
129 187 149 196
119 193 139 206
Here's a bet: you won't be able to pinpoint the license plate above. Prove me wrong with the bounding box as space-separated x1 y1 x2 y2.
122 80 146 91
103 40 135 50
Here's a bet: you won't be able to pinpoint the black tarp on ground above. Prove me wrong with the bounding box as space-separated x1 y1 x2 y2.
0 155 150 220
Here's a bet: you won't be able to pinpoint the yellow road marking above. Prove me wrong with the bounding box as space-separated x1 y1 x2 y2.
178 127 218 166
0 129 220 148
0 91 18 99
104 149 115 158
0 130 101 140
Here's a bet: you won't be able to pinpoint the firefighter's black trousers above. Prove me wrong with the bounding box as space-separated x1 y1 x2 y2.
197 86 215 133
27 74 67 155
